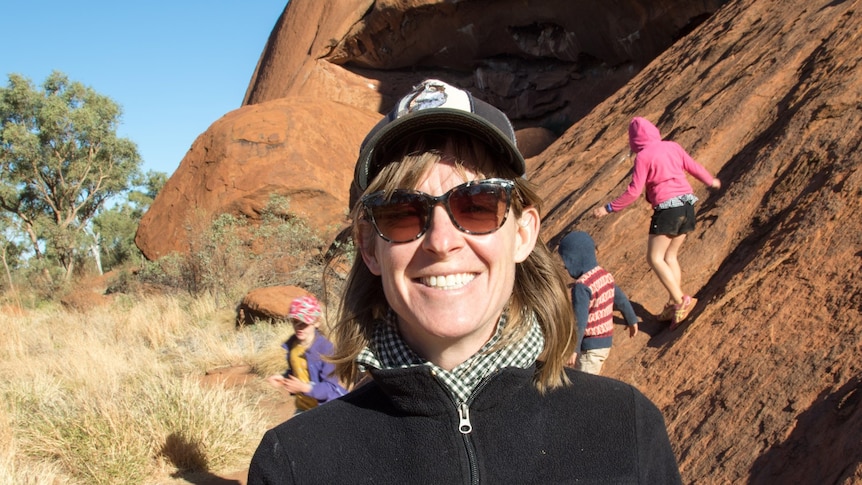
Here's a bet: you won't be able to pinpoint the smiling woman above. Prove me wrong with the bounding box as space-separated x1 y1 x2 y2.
248 79 682 484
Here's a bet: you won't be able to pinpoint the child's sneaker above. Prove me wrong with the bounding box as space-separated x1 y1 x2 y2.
657 302 675 322
670 296 697 330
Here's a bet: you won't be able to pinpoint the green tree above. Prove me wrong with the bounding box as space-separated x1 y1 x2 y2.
0 71 142 282
0 212 24 293
92 170 166 271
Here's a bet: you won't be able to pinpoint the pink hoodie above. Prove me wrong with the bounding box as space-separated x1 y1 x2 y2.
609 117 715 211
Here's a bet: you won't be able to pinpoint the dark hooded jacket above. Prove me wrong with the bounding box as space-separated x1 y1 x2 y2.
558 231 638 351
248 365 682 484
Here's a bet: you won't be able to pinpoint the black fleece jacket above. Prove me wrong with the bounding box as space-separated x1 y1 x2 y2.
248 366 681 484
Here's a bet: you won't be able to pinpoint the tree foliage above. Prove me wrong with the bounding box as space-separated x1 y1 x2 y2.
92 170 166 271
0 212 24 292
0 71 142 282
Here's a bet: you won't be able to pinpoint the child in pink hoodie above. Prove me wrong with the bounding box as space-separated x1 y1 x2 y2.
594 117 721 329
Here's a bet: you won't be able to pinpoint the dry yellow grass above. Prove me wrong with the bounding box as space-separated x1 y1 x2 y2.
0 292 290 484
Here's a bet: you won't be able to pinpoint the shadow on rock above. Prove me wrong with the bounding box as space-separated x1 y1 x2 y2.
748 375 862 484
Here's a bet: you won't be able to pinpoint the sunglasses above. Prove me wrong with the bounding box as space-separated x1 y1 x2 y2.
361 178 515 243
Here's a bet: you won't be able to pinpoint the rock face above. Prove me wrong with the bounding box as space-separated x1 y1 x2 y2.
236 285 311 326
138 0 721 258
137 0 862 482
243 0 725 131
529 0 862 482
135 97 379 258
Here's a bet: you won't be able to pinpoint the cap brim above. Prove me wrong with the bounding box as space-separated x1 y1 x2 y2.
355 107 526 191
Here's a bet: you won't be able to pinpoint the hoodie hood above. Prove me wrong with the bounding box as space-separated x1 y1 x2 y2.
558 231 598 279
628 117 662 153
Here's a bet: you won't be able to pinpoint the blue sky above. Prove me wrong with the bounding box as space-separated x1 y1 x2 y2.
2 1 287 176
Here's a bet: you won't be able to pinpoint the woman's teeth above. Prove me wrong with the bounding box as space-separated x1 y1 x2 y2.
422 273 475 289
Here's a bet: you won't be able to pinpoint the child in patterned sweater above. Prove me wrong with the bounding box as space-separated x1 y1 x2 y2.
558 231 639 375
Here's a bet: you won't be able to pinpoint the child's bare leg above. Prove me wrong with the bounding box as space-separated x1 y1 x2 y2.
664 234 686 292
647 234 684 304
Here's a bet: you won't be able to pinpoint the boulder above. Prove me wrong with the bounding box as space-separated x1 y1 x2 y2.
236 285 311 326
135 97 379 259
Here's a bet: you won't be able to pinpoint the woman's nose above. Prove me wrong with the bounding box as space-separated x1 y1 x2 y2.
421 204 463 255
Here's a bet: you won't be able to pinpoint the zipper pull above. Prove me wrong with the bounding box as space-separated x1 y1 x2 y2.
458 402 473 434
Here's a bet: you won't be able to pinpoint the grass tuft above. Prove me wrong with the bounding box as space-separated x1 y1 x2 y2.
0 292 281 483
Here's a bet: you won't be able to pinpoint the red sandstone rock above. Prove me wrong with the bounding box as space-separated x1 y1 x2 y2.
135 97 379 259
236 285 311 326
529 1 862 482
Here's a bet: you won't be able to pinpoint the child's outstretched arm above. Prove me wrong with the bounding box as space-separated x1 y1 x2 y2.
594 157 649 217
613 284 639 338
678 145 721 190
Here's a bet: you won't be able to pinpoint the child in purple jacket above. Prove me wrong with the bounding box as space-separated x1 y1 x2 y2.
594 117 721 329
266 295 347 412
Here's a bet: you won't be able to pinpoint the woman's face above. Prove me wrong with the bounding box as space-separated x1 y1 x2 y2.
359 156 539 369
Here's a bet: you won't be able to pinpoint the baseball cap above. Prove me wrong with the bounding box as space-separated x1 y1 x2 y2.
354 79 526 191
288 295 321 325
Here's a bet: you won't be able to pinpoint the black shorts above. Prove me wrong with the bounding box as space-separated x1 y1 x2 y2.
649 204 696 236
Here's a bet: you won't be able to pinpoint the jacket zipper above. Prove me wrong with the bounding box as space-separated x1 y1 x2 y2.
457 402 472 434
457 401 479 485
448 371 498 485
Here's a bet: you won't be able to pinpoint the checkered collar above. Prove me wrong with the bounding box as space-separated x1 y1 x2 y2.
357 308 544 403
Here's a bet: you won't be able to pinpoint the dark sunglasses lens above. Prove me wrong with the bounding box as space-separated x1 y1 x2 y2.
369 194 427 242
448 184 509 233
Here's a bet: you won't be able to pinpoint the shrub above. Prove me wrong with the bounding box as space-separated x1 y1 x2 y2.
136 195 329 308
